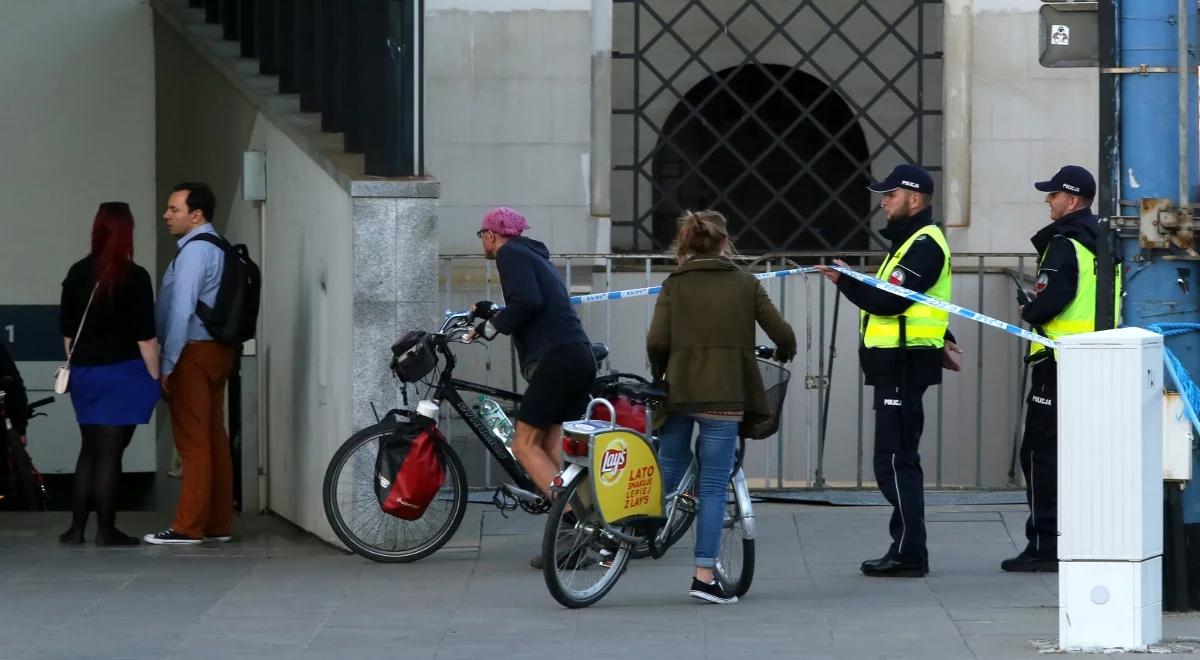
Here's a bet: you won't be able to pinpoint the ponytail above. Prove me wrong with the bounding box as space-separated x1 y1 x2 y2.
674 210 736 265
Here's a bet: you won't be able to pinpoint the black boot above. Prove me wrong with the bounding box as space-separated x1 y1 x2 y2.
1000 550 1056 573
861 553 928 578
58 527 85 545
95 528 140 546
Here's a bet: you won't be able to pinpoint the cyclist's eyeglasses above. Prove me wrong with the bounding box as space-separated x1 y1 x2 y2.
475 229 489 238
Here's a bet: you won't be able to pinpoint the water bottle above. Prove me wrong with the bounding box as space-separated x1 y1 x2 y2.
477 395 515 451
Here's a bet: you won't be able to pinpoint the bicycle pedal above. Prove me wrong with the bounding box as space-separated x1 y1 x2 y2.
502 483 544 505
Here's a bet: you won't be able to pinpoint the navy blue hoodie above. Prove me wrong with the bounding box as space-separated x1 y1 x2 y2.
490 237 590 369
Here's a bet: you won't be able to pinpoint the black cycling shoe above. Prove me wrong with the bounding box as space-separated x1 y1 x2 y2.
58 527 85 545
1001 551 1057 573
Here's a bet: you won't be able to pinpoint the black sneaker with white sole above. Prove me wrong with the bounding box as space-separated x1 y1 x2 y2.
689 577 738 604
143 529 202 545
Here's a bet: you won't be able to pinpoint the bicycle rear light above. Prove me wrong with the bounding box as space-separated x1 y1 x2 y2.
562 435 588 457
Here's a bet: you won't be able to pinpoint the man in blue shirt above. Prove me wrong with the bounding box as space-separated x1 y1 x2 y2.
143 182 235 546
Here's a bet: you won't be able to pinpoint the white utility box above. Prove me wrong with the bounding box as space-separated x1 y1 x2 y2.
1057 328 1163 651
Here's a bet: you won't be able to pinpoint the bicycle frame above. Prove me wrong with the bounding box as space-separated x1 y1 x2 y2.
427 337 541 495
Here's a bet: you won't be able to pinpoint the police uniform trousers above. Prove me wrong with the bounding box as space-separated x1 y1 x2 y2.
873 383 928 563
1019 359 1057 560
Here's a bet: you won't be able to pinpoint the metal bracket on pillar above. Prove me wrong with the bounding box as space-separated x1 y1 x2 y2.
1138 198 1200 256
1102 65 1179 74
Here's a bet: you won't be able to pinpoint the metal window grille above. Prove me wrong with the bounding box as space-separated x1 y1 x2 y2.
612 0 944 252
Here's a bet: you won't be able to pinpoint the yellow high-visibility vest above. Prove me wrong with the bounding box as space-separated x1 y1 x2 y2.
1029 238 1123 359
861 225 952 349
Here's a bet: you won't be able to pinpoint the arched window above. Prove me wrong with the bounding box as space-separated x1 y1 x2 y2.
651 64 871 252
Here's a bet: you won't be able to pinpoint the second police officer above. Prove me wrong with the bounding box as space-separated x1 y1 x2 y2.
1002 165 1119 573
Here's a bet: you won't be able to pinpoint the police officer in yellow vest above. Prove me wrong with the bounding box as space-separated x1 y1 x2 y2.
1002 165 1103 573
819 164 960 578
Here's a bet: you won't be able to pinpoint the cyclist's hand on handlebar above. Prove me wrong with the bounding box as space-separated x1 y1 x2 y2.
19 435 26 447
768 342 797 363
470 300 499 320
465 321 498 343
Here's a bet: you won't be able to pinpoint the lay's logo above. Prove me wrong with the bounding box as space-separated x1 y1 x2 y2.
599 440 628 486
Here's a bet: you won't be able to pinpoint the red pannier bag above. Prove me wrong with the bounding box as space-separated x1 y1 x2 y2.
374 417 446 520
591 395 646 434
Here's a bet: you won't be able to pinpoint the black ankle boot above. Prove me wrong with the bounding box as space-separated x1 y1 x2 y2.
95 528 140 546
59 527 85 545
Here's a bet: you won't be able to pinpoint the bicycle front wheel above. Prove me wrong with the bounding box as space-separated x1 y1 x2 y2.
542 473 631 608
322 421 467 563
714 468 755 597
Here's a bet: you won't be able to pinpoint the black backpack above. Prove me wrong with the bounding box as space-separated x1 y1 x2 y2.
182 233 262 345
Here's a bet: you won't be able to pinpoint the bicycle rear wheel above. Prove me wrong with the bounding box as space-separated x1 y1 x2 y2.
715 469 754 597
542 473 631 608
629 470 696 559
323 421 467 563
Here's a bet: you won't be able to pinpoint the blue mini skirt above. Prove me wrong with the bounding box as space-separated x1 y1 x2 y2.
70 359 160 425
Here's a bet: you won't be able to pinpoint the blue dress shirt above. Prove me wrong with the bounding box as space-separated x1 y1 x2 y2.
157 224 224 376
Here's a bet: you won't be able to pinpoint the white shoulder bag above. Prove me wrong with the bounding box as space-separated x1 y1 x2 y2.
54 283 98 395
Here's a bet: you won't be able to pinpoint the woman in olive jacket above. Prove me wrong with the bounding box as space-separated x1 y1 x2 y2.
646 210 796 604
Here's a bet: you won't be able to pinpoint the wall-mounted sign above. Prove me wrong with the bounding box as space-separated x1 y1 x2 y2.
0 306 63 361
1039 3 1098 68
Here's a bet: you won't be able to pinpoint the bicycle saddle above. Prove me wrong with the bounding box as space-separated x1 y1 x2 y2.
591 344 609 363
616 381 668 403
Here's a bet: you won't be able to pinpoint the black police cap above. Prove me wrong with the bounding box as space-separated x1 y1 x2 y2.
1034 165 1096 199
867 164 934 195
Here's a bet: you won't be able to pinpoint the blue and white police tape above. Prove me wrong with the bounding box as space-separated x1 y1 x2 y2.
450 263 1057 350
828 265 1057 349
568 266 822 305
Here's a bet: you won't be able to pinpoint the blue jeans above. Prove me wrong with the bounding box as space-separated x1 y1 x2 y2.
657 414 739 568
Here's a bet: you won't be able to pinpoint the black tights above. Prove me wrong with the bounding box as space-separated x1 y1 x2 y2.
70 424 134 533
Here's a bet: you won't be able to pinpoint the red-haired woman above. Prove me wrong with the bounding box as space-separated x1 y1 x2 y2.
58 202 159 545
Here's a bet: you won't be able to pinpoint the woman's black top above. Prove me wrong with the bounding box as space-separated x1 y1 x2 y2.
59 256 156 366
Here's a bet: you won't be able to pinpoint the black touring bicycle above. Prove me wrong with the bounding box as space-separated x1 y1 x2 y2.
322 311 788 605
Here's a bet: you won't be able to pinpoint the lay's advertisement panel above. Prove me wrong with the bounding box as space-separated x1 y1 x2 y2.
591 430 664 523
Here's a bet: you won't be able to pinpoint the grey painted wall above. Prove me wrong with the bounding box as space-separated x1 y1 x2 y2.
947 0 1099 254
0 0 157 473
426 3 595 255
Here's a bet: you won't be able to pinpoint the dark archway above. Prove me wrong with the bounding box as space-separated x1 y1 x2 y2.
651 64 872 253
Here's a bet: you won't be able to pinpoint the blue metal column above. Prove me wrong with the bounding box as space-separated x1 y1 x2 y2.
1117 0 1200 611
1118 0 1199 517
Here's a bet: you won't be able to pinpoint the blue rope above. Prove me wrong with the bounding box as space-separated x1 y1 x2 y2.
1146 323 1200 435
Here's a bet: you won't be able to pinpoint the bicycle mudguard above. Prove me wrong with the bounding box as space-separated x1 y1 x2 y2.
590 429 664 525
730 468 756 541
551 463 585 493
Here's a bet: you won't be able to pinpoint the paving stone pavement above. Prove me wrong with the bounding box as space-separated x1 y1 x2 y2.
2 504 1199 659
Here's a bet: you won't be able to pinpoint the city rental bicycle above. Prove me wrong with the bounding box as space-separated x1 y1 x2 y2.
539 351 787 608
322 311 617 563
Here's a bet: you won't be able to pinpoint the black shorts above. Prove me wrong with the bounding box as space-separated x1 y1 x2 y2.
517 342 596 429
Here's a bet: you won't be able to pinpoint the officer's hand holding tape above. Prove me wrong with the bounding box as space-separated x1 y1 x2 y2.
815 258 849 284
